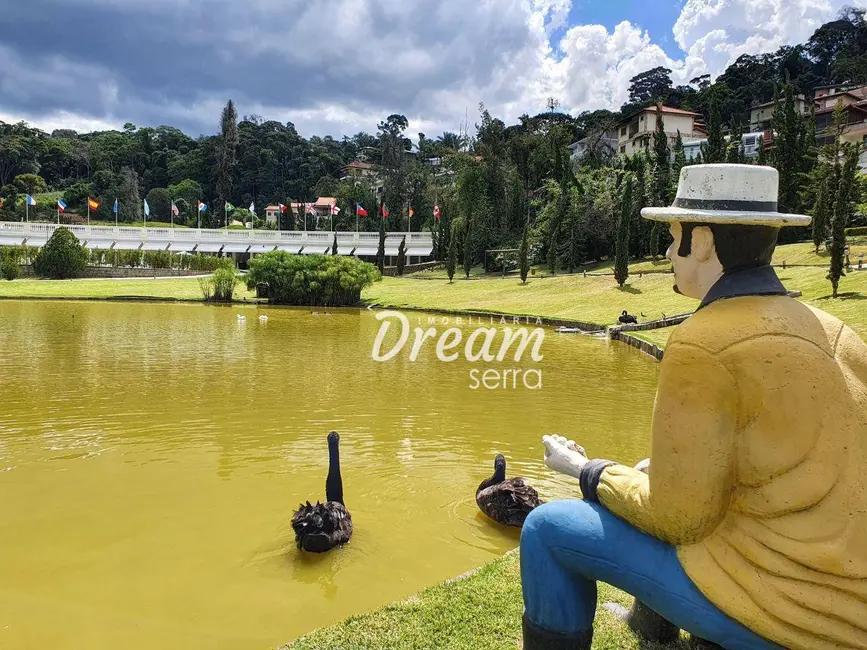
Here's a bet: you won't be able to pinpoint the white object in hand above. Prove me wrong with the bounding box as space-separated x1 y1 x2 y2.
543 434 589 479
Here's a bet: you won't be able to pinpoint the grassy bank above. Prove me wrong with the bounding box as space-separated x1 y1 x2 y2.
283 551 688 650
0 276 256 301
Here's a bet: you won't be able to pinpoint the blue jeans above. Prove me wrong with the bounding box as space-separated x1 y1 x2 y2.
520 499 781 649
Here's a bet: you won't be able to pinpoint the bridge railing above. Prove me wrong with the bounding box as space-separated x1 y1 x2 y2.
0 221 433 251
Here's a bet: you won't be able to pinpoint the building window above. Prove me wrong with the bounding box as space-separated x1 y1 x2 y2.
620 145 626 153
620 127 627 136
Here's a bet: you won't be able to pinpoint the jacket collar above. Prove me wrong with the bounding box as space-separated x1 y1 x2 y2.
699 265 788 310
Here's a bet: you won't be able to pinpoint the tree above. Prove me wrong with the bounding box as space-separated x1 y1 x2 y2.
331 233 338 256
13 173 46 195
652 105 671 205
376 201 386 273
519 216 530 284
396 236 407 275
145 188 171 221
726 121 744 163
627 67 674 105
117 167 142 223
773 80 805 214
756 135 768 165
829 142 859 297
33 227 87 279
463 210 474 279
614 174 633 287
216 100 238 225
701 86 726 163
812 174 831 254
446 220 459 283
672 130 686 184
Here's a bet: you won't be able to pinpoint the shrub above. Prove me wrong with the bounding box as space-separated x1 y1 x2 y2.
847 226 867 237
33 227 87 279
211 267 238 301
1 255 19 280
247 252 381 306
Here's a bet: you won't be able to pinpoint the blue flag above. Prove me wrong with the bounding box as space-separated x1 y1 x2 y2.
144 199 150 217
113 199 119 214
25 194 36 206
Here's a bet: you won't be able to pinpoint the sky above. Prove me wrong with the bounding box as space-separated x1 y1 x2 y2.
0 0 864 140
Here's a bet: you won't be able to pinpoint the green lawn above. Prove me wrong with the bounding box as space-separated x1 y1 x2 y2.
0 276 255 301
284 552 691 650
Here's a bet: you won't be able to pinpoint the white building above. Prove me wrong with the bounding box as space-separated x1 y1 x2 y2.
615 104 706 157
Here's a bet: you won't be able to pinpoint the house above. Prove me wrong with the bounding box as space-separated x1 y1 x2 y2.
749 95 814 132
341 161 376 179
615 104 706 157
265 205 282 224
815 102 867 147
569 131 619 162
678 131 770 162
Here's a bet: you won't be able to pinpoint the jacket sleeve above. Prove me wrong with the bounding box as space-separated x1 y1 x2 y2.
595 341 738 546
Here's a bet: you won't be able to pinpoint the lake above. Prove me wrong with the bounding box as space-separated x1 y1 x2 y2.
0 300 660 649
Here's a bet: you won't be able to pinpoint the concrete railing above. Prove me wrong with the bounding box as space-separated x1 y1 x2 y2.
0 221 433 256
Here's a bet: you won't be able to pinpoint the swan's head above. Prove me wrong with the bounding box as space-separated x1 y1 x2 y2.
493 454 506 481
328 431 340 445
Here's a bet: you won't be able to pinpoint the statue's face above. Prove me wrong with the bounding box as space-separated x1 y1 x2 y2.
667 223 704 300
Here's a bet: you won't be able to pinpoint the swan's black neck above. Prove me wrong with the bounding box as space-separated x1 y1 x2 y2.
326 437 344 505
492 459 506 484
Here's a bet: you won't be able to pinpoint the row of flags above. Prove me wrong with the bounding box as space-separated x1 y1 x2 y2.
18 195 444 223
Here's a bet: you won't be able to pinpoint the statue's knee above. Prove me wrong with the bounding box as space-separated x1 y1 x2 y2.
521 501 558 547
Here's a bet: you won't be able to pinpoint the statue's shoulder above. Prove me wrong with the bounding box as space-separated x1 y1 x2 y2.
673 296 827 355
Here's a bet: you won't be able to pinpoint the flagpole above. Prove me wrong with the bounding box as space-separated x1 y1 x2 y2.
115 199 118 227
25 198 28 223
87 201 90 225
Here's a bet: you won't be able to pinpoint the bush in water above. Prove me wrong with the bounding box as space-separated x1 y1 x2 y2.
247 252 381 306
33 227 87 279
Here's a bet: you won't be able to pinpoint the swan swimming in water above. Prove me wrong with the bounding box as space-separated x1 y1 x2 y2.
476 454 543 527
237 314 246 322
259 314 268 322
291 431 353 553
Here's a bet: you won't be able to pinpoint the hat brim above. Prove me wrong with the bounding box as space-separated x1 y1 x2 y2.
641 206 811 227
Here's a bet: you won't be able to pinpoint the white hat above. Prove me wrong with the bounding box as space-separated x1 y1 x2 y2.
641 164 811 227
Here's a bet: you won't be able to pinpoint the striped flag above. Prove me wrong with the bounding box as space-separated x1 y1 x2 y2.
409 206 414 218
356 203 368 217
171 201 179 216
88 197 100 211
57 198 67 212
25 194 37 206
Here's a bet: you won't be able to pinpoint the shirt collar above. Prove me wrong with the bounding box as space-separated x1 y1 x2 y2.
699 265 788 310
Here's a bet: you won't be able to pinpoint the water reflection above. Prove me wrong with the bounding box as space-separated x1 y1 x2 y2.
0 300 660 650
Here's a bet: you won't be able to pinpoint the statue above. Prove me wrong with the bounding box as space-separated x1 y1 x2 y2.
520 164 867 650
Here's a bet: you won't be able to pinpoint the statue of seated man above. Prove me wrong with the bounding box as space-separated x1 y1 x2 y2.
520 164 867 650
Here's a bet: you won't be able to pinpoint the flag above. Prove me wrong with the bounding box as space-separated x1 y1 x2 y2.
57 198 67 212
409 206 414 218
380 205 389 218
249 202 255 215
88 197 100 211
331 204 340 216
279 203 287 213
434 204 441 220
356 203 368 217
305 202 316 215
171 201 179 216
225 202 235 211
113 198 119 214
25 194 36 206
198 201 207 212
144 199 150 217
0 199 4 208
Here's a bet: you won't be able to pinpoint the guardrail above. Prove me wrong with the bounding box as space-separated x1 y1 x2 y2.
0 221 433 255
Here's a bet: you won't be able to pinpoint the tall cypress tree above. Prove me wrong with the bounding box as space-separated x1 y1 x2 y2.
331 233 339 256
829 143 859 297
519 216 530 284
446 219 459 283
652 105 671 204
726 121 743 163
812 175 830 254
614 174 633 287
216 100 238 229
756 135 767 165
672 130 686 185
463 211 473 279
396 236 407 275
118 167 142 223
702 86 725 163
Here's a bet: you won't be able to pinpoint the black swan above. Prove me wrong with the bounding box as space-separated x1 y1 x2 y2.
476 454 543 527
618 310 638 324
291 431 353 553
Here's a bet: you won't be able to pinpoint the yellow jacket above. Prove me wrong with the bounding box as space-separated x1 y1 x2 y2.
597 295 867 650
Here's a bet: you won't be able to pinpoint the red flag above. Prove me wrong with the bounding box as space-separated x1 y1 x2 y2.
356 203 368 217
381 205 389 218
279 203 287 213
88 197 100 211
434 204 440 220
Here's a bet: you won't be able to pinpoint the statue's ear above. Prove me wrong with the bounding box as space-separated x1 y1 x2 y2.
692 226 715 262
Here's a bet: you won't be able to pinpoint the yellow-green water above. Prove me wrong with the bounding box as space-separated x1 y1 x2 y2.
0 301 660 650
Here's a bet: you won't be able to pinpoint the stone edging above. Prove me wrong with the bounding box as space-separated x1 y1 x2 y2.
608 330 665 361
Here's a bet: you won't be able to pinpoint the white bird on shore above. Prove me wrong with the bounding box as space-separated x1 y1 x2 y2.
259 315 268 322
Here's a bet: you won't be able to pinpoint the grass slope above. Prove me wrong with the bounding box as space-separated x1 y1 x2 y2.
0 276 255 301
284 552 690 650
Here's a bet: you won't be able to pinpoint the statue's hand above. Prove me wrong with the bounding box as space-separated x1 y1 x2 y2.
543 434 589 479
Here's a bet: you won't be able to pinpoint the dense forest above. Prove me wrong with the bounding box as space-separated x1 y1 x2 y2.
2 6 867 270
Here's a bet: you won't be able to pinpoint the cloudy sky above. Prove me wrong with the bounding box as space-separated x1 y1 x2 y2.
0 0 863 139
